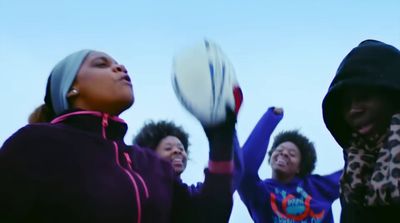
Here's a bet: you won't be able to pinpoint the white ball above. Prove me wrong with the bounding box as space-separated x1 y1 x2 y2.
172 39 242 126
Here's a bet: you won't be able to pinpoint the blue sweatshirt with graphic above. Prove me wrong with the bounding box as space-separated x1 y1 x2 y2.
238 107 342 223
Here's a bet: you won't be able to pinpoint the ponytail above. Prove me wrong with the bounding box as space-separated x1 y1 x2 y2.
28 104 55 123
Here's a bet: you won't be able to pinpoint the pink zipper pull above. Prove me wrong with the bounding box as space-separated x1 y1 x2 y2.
124 152 133 170
102 113 109 139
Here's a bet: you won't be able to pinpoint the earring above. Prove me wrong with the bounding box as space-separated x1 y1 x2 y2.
68 89 79 97
71 89 79 95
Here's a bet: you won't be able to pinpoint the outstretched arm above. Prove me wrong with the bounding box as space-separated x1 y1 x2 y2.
242 107 283 177
237 107 283 217
172 108 237 222
310 169 343 202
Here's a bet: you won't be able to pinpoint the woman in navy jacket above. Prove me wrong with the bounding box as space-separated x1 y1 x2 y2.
0 49 237 223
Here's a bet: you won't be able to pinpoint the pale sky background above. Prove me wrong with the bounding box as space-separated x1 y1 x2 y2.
1 1 399 222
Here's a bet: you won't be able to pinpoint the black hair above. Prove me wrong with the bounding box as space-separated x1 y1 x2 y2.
133 120 190 153
268 130 316 177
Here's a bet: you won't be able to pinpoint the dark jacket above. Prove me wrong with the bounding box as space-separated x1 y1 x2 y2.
0 111 233 223
322 40 400 223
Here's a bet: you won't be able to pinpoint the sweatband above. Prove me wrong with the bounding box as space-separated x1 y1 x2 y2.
49 49 92 115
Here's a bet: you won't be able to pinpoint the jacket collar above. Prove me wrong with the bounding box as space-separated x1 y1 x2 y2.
50 110 128 141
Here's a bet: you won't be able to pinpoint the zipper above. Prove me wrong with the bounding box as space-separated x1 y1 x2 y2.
124 153 149 199
52 112 144 221
113 142 142 223
101 113 109 139
102 113 146 223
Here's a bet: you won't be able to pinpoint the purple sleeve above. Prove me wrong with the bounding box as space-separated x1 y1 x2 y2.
242 107 283 177
237 108 283 212
172 171 233 222
310 170 343 202
171 129 239 222
323 170 342 201
185 131 242 192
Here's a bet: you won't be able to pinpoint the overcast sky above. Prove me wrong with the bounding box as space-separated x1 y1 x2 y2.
1 1 399 222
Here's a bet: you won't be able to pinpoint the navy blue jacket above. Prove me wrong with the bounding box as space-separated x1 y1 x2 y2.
0 111 233 223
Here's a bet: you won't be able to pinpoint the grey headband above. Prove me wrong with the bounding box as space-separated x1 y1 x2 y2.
49 49 92 115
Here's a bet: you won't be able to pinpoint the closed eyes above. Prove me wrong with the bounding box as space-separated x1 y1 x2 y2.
93 58 109 67
275 149 297 156
163 146 185 152
92 56 118 67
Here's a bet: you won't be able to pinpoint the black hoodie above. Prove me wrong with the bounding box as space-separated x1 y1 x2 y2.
322 40 400 223
323 39 400 148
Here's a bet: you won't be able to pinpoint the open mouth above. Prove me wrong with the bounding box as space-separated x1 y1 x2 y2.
275 156 288 167
171 156 185 167
353 122 375 136
358 124 373 135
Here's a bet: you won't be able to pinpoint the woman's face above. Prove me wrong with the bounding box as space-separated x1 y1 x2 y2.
340 87 396 139
155 136 188 176
270 141 301 181
70 51 134 115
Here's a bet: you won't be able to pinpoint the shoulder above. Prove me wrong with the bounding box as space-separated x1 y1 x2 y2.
303 172 341 194
130 145 166 164
5 122 77 141
129 144 175 176
0 122 82 157
1 124 53 148
301 174 324 183
0 123 61 166
308 170 342 181
10 123 55 137
254 178 278 191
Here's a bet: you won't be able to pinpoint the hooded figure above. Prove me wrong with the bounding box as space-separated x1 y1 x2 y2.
322 40 400 223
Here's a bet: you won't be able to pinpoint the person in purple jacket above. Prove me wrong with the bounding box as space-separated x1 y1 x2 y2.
0 49 237 223
133 120 191 177
133 120 243 193
238 107 342 223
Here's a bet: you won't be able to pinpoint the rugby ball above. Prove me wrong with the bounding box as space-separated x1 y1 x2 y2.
171 39 242 126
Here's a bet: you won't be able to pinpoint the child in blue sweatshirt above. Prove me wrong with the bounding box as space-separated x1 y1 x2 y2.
238 107 341 223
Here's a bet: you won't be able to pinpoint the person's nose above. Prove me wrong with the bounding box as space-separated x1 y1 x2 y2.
112 64 127 73
278 150 289 157
172 146 182 154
